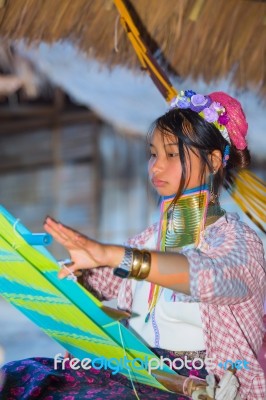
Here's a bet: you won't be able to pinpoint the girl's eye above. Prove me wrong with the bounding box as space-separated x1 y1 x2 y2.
149 153 156 158
168 153 179 158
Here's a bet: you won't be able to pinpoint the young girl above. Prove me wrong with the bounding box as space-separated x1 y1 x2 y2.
1 91 265 399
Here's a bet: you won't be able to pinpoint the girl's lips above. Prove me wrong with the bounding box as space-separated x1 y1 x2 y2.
152 179 167 187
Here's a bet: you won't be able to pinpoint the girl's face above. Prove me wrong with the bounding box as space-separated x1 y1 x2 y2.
148 128 203 196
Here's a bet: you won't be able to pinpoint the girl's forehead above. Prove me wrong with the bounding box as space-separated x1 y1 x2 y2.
150 128 178 145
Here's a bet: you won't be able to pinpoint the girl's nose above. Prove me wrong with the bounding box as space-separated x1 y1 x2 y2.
150 156 164 174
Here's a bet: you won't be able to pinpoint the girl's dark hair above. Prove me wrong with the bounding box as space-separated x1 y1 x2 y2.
148 108 250 202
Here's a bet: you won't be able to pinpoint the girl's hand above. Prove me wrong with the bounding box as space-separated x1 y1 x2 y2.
44 217 109 279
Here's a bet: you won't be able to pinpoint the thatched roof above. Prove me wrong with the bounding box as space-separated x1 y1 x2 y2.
0 0 266 95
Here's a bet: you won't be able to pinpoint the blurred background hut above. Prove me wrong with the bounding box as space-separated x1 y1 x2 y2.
0 0 265 370
0 0 266 95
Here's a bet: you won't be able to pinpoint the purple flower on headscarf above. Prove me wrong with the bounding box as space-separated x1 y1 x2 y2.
177 97 190 109
169 96 190 109
184 90 196 98
191 94 207 107
190 94 211 112
209 101 224 113
218 112 230 125
202 107 218 123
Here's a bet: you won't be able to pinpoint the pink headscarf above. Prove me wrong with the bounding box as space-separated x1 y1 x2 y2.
208 92 248 150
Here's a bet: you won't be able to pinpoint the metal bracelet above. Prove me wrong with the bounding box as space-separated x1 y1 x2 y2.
135 251 151 280
129 249 143 278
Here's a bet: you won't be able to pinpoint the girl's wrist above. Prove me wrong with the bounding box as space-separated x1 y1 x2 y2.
105 245 125 268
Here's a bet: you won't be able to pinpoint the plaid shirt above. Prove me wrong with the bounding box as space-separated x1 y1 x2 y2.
83 213 266 399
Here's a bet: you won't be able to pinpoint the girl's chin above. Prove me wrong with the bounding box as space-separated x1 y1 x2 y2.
150 181 178 197
155 188 176 197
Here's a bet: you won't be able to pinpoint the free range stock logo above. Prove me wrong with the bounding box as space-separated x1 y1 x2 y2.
54 353 250 375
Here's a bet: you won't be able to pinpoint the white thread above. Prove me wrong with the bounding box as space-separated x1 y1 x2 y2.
58 260 77 282
114 15 120 53
117 322 141 399
12 219 22 250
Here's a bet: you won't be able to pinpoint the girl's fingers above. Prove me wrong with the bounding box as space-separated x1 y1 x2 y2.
57 222 81 240
58 263 87 279
58 268 69 279
44 222 69 245
73 270 83 277
74 234 89 247
58 264 76 279
44 217 69 238
44 217 87 245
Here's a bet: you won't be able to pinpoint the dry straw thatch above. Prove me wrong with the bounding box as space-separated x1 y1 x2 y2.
0 0 266 95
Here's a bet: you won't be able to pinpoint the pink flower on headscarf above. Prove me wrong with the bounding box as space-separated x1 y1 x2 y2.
218 112 230 125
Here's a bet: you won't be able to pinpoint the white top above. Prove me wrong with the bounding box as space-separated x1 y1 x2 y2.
128 279 205 351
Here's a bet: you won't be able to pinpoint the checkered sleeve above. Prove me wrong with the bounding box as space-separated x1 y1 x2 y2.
82 266 123 301
183 219 266 305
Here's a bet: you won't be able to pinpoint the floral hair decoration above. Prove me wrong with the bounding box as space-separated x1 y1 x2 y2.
222 144 230 168
168 90 248 167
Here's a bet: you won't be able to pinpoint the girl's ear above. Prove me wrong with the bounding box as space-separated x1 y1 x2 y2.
208 150 222 172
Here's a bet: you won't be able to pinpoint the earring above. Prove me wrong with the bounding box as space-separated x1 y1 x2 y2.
208 170 217 203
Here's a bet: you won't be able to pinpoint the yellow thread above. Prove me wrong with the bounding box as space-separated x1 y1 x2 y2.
117 322 141 400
